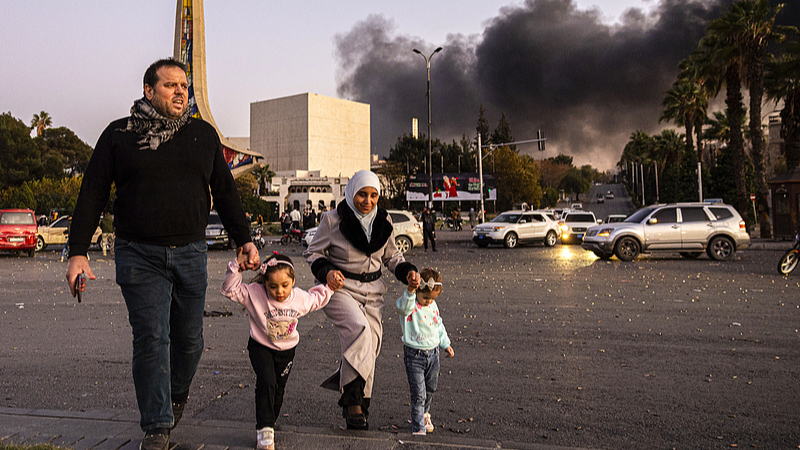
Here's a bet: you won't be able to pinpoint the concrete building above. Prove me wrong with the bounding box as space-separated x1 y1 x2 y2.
251 93 370 213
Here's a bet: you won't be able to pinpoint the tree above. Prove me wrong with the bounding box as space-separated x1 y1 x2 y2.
490 112 515 151
660 77 708 159
30 111 52 137
0 113 45 189
374 160 408 208
42 126 93 176
493 146 542 210
476 104 490 148
234 173 258 199
250 163 276 196
765 40 800 171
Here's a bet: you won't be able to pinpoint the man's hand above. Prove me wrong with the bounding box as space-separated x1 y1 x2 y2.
65 256 96 298
407 270 421 291
326 270 345 291
236 242 260 271
444 346 454 357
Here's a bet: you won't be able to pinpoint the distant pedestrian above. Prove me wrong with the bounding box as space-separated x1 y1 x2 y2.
221 252 338 450
420 206 436 252
396 267 453 435
290 208 301 230
468 208 477 229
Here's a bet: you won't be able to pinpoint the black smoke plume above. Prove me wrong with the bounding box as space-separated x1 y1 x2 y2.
335 0 799 170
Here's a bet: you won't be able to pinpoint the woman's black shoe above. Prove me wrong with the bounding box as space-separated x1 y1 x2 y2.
342 407 368 430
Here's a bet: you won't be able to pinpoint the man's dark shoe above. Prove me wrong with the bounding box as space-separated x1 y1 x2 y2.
171 400 186 430
140 428 169 450
342 407 368 430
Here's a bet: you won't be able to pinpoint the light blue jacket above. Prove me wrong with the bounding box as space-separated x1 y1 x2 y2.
396 290 451 350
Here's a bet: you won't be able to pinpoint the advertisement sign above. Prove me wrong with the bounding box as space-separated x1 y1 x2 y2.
406 173 497 202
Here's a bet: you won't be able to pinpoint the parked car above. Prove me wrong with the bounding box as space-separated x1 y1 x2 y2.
473 210 561 248
205 211 232 249
606 190 615 199
582 202 750 261
604 214 627 224
302 209 423 254
37 215 102 252
596 193 605 204
559 211 599 244
571 203 584 210
0 209 38 256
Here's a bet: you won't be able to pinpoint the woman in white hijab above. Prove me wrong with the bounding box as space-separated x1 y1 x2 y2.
304 170 421 430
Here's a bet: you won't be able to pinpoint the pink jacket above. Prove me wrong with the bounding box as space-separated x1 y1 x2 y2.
220 260 333 351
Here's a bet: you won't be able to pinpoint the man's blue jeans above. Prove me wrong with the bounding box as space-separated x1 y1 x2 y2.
115 238 208 431
403 345 440 433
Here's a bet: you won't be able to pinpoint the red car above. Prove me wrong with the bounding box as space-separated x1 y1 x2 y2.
0 209 38 256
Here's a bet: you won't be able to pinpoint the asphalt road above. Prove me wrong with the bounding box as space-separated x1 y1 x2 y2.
1 241 799 449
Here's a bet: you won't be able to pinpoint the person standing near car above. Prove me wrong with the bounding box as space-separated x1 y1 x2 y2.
290 207 301 230
468 208 477 229
421 206 437 252
64 58 260 450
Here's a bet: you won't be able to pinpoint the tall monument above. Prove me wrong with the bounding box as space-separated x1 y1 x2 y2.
174 0 260 175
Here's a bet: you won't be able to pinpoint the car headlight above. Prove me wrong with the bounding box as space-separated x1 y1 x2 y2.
560 223 569 232
493 226 505 232
597 228 614 237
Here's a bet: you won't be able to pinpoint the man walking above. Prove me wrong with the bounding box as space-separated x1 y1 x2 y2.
420 206 437 252
65 58 259 450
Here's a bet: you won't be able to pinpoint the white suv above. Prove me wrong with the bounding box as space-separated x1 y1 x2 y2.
559 211 599 244
473 210 561 248
302 209 423 253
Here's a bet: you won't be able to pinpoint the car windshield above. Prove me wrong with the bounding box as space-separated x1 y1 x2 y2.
492 213 521 223
1 212 35 225
625 206 659 223
565 214 595 222
208 213 222 225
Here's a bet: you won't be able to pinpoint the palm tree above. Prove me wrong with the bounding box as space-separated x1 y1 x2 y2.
726 0 789 236
660 77 708 159
765 41 800 171
250 163 275 197
705 13 750 223
30 111 52 137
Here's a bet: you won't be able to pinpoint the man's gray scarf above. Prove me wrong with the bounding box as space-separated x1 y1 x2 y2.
123 97 191 150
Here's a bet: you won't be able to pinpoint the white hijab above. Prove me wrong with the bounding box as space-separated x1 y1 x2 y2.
345 170 381 242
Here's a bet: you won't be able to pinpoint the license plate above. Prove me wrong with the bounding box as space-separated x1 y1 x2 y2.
478 235 484 239
206 240 215 246
9 237 24 243
577 234 583 239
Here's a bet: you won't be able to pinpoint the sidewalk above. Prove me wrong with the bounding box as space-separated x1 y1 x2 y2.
0 407 594 450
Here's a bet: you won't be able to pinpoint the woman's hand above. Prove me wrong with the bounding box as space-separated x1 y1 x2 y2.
407 270 421 291
327 270 345 291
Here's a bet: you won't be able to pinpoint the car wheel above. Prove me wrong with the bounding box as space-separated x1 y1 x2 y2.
36 236 45 252
503 232 518 249
544 231 557 247
778 249 800 275
614 237 640 261
707 236 734 261
475 241 489 248
395 236 411 253
680 252 702 259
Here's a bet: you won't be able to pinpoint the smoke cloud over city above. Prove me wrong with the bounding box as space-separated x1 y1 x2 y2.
334 0 798 170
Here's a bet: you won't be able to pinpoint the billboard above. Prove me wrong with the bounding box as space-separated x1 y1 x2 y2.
406 173 497 202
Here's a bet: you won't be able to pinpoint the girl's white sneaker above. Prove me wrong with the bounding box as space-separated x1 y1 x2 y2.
256 427 275 450
423 413 434 433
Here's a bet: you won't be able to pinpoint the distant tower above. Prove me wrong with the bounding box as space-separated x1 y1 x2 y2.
174 0 260 174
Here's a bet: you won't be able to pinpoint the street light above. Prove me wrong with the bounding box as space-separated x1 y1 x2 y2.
413 46 442 209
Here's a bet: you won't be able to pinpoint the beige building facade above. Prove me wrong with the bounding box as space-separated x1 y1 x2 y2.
251 93 370 178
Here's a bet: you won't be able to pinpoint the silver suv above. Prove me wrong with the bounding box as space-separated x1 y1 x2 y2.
473 210 561 248
581 203 750 261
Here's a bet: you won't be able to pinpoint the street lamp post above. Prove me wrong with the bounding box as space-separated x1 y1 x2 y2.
413 46 442 209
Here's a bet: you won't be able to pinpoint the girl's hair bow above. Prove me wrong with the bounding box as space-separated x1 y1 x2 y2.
419 277 442 291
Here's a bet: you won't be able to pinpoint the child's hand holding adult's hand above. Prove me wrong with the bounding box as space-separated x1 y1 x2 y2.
407 270 421 291
327 270 344 291
445 346 454 357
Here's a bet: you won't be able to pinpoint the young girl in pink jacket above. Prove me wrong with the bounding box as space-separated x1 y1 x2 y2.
221 252 340 450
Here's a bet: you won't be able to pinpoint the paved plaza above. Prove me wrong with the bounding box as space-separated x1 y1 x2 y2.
1 232 798 449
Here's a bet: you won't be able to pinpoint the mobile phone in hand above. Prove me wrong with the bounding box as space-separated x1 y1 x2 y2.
75 274 84 303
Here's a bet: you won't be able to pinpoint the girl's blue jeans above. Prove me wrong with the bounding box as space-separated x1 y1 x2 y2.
403 345 440 432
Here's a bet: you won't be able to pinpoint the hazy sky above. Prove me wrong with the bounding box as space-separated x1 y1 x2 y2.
4 0 784 171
